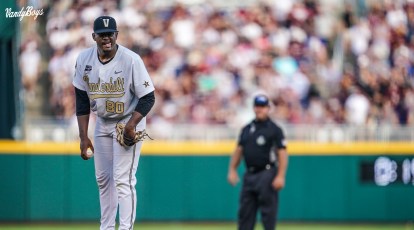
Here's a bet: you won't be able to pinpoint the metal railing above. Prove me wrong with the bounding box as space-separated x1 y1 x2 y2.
23 118 414 142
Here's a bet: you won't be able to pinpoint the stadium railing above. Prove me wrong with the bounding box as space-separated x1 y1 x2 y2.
23 117 414 142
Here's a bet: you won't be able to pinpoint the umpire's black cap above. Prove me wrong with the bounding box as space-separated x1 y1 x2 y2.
254 94 270 106
93 16 118 33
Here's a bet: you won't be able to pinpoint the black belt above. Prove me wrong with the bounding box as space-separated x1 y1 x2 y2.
247 164 275 174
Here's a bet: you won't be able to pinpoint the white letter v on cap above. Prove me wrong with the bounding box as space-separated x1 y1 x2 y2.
103 19 109 27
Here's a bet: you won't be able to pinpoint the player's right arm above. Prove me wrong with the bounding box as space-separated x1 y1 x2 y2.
72 57 94 160
75 87 94 160
77 115 94 160
227 145 242 186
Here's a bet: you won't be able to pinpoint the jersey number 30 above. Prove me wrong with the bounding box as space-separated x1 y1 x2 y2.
106 100 124 114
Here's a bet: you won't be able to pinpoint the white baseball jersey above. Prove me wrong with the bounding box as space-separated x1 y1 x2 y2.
73 44 154 119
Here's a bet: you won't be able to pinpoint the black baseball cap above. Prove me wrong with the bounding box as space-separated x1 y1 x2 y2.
93 16 118 34
254 95 269 106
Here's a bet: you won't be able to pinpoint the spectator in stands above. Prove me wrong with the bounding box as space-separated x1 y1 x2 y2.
21 0 414 129
20 38 41 102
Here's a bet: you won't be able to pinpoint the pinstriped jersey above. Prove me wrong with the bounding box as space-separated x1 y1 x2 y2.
73 45 155 119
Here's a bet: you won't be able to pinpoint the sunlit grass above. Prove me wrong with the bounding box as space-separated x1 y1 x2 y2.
0 222 413 230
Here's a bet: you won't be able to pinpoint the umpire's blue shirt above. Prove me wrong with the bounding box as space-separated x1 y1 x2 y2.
238 118 286 168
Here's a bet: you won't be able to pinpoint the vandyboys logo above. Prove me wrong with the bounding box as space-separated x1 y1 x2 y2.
5 6 44 21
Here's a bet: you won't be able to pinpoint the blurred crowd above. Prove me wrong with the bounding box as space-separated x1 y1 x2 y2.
19 0 414 128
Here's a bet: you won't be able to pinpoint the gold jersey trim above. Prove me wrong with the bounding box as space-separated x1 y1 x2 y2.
89 92 125 99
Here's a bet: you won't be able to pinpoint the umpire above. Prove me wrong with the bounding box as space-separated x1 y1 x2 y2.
227 94 288 230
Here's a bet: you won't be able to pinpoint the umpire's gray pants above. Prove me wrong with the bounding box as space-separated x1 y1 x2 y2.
238 167 279 230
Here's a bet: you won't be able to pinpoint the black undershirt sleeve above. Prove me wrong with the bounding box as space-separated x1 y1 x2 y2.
75 87 91 116
135 91 155 117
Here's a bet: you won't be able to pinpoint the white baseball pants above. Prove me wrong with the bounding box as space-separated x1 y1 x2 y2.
94 116 144 230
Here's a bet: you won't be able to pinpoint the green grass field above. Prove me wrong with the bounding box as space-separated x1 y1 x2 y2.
0 222 413 230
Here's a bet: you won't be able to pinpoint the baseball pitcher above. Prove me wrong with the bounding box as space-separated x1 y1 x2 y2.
72 16 155 230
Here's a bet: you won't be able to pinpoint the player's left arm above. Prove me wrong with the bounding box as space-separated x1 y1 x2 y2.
125 54 156 138
124 91 155 138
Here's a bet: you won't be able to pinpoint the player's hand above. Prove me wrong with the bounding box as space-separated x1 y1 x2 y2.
272 175 285 190
80 137 94 160
227 169 239 186
124 123 136 140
